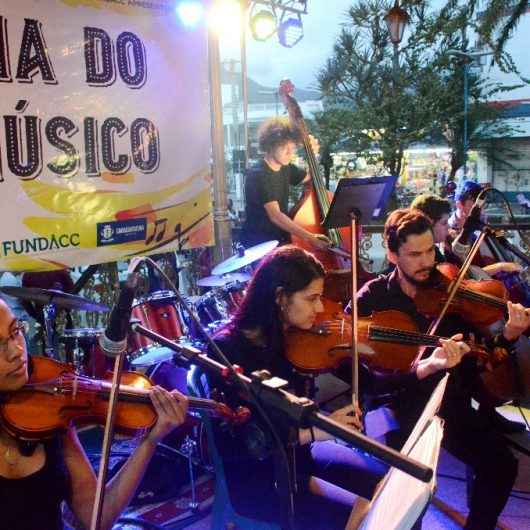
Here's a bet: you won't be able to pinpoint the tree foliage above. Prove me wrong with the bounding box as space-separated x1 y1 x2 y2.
443 0 530 63
315 0 523 179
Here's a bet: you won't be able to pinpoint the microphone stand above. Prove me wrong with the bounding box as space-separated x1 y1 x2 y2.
90 268 140 530
130 322 434 484
143 259 299 529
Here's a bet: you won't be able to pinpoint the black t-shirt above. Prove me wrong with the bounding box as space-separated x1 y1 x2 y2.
210 327 309 460
241 160 306 247
0 436 70 530
356 270 482 433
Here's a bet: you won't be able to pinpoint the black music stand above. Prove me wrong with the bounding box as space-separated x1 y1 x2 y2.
322 176 397 408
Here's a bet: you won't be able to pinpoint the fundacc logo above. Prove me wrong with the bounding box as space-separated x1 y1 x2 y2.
2 233 80 257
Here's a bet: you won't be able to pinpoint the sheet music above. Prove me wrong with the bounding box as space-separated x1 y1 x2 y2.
355 375 448 530
401 374 448 456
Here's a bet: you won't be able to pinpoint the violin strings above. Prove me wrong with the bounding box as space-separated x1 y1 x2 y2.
457 287 506 309
300 124 342 248
370 326 440 346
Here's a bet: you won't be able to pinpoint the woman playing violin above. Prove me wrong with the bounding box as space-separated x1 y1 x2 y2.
210 246 387 529
0 297 189 530
240 117 330 251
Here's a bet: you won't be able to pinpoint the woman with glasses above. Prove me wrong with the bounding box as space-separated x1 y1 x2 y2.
0 297 189 530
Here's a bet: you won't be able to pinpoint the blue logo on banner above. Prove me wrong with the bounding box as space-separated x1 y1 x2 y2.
97 219 147 246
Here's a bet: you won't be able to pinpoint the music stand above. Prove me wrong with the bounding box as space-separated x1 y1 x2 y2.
353 375 448 530
322 176 397 410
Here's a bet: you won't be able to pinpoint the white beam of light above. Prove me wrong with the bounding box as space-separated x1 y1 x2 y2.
208 0 243 41
176 1 205 28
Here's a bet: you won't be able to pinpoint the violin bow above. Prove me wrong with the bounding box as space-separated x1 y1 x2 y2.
414 228 490 365
89 271 139 530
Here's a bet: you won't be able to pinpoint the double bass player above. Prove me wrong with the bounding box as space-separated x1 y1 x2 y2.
240 116 330 251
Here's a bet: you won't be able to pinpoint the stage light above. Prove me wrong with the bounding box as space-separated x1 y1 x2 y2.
208 0 242 39
176 1 204 28
278 14 304 48
250 8 277 42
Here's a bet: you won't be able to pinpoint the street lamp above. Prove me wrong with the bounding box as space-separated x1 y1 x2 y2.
384 0 409 79
447 49 494 177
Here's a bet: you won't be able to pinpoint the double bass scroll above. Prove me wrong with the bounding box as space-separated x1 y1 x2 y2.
278 80 352 272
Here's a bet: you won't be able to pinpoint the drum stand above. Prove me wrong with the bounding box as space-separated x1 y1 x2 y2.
70 337 86 372
84 431 203 511
158 436 201 510
42 302 58 358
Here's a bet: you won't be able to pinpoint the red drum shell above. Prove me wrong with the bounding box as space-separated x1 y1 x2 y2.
128 291 185 354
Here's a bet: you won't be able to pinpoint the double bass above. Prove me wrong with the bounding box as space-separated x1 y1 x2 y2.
278 80 375 294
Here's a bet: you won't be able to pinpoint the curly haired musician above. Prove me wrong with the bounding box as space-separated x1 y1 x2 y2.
240 117 330 251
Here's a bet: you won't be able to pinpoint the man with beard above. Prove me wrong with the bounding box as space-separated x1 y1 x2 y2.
356 209 529 530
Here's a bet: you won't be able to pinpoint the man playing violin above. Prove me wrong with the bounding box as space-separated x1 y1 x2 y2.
240 116 330 251
0 297 189 530
356 208 529 530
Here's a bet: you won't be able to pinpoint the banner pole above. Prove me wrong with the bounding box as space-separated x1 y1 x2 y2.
240 0 250 169
208 10 233 265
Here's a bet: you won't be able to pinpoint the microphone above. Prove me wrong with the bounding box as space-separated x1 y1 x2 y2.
452 189 487 254
98 258 142 357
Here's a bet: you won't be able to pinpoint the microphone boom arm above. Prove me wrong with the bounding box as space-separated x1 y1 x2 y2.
131 322 433 484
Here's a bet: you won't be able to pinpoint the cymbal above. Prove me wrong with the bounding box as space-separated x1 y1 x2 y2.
197 272 251 288
212 240 279 275
0 287 109 312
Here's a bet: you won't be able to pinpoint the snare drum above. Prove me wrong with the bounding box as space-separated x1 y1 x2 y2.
194 291 229 326
128 290 185 353
184 292 230 340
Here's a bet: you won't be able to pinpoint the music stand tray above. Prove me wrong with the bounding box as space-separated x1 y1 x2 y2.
322 175 397 230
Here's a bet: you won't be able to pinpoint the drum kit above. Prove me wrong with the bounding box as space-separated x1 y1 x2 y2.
0 241 277 510
0 240 278 374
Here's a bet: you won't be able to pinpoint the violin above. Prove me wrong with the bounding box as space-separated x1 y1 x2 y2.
1 357 250 441
414 263 510 327
285 299 496 373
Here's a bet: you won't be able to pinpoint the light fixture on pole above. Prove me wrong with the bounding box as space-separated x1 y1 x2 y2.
447 49 494 177
384 0 409 81
384 0 409 45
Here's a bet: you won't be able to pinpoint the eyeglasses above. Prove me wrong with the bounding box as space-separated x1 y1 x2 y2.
0 320 28 353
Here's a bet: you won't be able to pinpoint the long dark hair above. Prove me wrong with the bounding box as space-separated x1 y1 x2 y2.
227 246 325 352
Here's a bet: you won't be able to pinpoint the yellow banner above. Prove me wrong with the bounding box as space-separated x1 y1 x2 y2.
0 0 213 271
